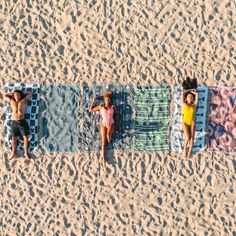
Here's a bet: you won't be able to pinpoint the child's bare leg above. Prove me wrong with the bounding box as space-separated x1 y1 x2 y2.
182 122 190 157
188 122 195 157
10 137 17 159
23 136 30 159
100 125 107 167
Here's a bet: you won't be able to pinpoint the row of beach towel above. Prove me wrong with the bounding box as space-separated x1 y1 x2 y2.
2 83 236 153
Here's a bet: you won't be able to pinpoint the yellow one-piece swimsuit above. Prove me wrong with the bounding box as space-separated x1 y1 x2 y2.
182 105 196 126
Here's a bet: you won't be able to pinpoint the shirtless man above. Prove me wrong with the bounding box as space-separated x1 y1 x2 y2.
0 90 33 159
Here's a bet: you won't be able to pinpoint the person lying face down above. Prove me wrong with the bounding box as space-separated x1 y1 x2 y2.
88 89 120 167
0 89 33 159
181 79 199 158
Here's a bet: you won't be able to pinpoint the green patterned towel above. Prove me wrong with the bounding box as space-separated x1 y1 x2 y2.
134 86 170 151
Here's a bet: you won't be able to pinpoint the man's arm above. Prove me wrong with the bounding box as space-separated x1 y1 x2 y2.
2 92 14 103
24 91 33 101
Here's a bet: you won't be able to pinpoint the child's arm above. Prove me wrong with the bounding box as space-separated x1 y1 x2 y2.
181 89 186 105
88 97 101 112
191 89 199 106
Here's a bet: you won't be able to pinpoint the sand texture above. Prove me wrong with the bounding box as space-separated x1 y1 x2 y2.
0 0 236 235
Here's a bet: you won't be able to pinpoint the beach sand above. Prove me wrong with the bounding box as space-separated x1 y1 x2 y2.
0 0 236 235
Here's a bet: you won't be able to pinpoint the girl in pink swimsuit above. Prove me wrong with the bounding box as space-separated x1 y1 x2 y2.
89 89 120 167
100 105 115 128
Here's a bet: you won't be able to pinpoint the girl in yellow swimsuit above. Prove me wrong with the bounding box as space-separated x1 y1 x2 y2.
181 89 199 157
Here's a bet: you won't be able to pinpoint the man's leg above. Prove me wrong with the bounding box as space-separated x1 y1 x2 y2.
188 122 195 158
10 137 17 159
20 119 31 159
10 122 18 159
23 135 30 159
182 122 191 157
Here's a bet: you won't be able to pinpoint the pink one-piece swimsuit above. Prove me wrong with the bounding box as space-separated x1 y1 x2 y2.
100 106 114 128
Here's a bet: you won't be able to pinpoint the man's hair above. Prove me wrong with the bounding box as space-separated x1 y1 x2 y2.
14 90 25 100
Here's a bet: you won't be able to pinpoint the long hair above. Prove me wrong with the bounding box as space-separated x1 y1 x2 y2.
182 77 197 90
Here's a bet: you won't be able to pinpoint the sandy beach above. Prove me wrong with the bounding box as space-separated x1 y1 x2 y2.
0 0 236 235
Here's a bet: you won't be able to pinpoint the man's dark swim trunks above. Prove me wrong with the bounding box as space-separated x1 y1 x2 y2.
11 119 30 137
